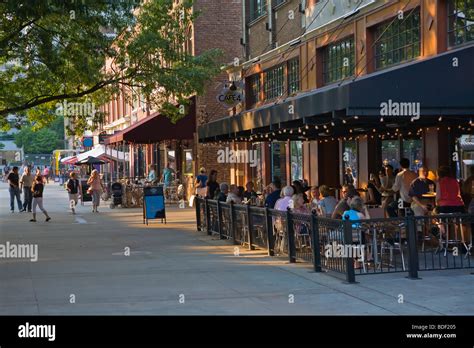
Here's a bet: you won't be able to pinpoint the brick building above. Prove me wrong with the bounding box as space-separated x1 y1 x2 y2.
97 0 243 192
199 0 474 193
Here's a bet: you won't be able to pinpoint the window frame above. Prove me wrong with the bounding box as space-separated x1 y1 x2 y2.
264 64 284 101
373 7 421 71
322 36 355 85
447 0 474 47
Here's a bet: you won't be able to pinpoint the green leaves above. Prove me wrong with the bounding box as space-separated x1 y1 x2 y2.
15 117 64 154
1 0 222 133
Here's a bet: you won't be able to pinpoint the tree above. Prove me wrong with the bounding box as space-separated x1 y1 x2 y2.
0 142 4 150
0 0 222 133
14 115 64 153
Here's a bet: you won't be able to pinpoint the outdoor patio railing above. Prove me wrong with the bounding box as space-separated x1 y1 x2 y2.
195 197 474 283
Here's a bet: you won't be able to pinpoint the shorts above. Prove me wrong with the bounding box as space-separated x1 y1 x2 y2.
68 193 79 204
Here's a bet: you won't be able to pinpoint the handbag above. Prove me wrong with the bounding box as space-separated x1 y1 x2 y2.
189 195 196 207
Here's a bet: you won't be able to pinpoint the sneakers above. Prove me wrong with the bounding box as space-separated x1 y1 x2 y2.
45 217 51 222
29 219 36 222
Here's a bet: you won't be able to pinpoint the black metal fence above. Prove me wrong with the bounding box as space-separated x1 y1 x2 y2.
195 198 474 283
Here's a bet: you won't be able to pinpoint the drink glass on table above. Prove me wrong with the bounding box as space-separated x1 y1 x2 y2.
429 184 434 193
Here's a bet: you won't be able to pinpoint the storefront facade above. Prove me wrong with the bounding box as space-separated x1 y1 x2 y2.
198 0 474 192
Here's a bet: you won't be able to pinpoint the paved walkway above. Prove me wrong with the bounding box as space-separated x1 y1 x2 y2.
0 182 472 315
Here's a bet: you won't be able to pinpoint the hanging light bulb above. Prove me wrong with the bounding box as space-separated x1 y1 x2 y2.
438 116 443 122
323 125 327 129
380 117 384 122
331 122 335 126
305 125 309 130
342 119 347 124
354 116 359 119
315 125 319 130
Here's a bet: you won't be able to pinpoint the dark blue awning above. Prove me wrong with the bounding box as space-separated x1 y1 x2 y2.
198 44 474 141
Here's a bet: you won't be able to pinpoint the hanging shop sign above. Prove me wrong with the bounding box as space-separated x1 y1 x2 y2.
98 132 111 145
82 137 94 148
216 81 244 108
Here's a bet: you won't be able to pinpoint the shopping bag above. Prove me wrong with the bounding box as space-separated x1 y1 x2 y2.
189 195 196 207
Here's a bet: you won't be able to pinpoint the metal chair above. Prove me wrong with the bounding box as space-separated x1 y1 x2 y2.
378 226 406 271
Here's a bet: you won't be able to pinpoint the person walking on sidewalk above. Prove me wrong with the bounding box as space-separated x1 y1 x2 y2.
7 166 22 213
20 166 34 212
66 172 81 214
43 166 50 184
87 169 104 213
30 175 51 222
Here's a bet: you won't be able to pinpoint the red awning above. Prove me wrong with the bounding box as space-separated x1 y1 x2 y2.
105 99 196 145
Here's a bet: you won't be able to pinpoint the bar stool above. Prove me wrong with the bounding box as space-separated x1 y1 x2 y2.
436 213 464 257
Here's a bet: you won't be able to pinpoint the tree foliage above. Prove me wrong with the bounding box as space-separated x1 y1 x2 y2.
14 115 64 153
0 0 222 134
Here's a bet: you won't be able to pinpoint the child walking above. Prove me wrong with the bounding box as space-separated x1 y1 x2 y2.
30 175 51 222
66 172 81 214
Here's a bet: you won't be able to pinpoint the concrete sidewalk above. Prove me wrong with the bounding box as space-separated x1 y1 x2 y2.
0 182 472 315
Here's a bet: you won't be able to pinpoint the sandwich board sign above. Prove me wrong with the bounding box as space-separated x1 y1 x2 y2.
143 186 166 225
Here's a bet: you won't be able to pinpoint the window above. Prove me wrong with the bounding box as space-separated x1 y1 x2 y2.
343 141 358 186
381 138 423 172
250 143 264 192
248 74 261 106
402 139 423 172
183 149 193 176
448 0 474 46
274 0 286 7
374 8 420 70
381 140 401 170
271 142 287 185
322 36 355 84
287 58 300 94
250 0 267 21
264 65 284 100
290 141 303 182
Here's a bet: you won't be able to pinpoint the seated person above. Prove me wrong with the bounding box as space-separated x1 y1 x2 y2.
217 183 229 202
318 185 338 217
366 173 382 205
243 181 257 201
332 184 359 219
275 186 294 211
409 166 435 216
264 179 282 209
342 197 369 228
226 184 242 204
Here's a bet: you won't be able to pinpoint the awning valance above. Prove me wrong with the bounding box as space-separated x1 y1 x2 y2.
105 98 196 145
198 45 474 141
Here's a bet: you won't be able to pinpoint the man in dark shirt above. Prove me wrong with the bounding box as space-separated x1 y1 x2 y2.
265 179 282 209
409 166 435 216
243 181 257 201
7 166 22 213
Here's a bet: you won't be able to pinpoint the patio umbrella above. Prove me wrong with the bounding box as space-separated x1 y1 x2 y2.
74 156 106 165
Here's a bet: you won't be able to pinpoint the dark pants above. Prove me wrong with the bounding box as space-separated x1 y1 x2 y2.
9 187 22 211
23 186 32 211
